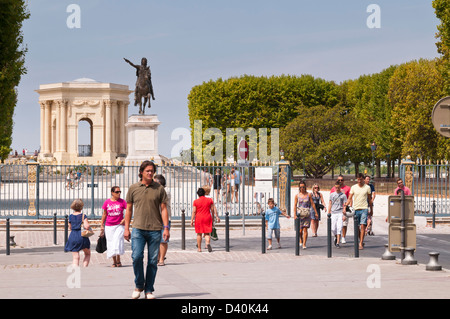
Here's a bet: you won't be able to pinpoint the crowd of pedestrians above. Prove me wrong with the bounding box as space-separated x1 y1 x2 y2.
64 159 409 299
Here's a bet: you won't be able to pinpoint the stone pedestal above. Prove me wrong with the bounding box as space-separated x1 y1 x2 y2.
125 114 162 165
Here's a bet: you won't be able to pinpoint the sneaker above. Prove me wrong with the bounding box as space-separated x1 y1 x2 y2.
277 243 281 249
145 292 156 299
336 244 340 249
131 289 143 299
341 237 346 244
267 245 272 250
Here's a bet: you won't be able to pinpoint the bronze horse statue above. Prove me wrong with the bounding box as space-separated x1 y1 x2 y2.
124 57 155 115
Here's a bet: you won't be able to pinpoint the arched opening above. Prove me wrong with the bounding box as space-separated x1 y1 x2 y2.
78 118 93 157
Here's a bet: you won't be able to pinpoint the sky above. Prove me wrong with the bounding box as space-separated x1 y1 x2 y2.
12 0 441 158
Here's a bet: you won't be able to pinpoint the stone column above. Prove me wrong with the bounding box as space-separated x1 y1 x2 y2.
104 100 112 153
118 101 125 155
39 102 45 153
43 100 52 154
401 155 415 193
123 101 129 154
55 101 61 152
61 100 68 152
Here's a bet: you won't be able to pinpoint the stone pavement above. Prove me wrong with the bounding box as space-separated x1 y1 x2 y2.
0 194 449 303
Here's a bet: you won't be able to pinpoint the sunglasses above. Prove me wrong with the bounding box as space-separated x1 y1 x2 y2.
113 191 121 194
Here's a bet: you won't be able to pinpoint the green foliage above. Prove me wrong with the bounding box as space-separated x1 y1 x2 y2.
281 105 355 177
187 74 340 162
0 0 30 160
340 65 399 162
388 59 449 160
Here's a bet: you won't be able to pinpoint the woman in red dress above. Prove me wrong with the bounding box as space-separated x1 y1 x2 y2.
191 188 219 252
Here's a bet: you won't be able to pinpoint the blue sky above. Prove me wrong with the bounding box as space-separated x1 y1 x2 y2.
13 0 440 158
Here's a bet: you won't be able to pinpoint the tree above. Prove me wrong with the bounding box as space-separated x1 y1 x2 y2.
0 0 30 160
388 59 449 160
187 74 340 162
280 105 363 178
340 65 399 177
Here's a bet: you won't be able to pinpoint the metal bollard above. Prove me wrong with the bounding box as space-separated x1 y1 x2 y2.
327 213 332 258
64 215 68 247
181 209 185 250
381 244 395 260
225 212 230 252
53 213 57 245
261 213 266 254
426 252 442 271
6 218 10 256
401 248 417 265
295 214 300 256
353 215 359 258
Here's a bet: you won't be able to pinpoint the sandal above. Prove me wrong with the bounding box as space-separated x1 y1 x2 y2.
157 261 165 266
116 262 122 267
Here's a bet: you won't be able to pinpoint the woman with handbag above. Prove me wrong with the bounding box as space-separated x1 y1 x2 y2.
101 186 127 267
64 199 91 267
311 184 327 237
191 187 219 252
293 181 318 249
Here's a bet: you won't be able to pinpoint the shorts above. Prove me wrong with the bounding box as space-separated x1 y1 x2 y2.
160 221 171 243
331 213 343 235
233 183 240 191
355 209 368 226
267 228 280 239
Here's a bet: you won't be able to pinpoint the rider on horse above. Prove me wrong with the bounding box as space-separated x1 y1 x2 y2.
124 57 155 111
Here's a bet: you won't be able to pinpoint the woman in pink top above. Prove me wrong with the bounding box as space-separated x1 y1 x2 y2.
101 186 127 267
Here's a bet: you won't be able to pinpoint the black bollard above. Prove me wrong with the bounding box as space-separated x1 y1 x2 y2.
64 215 68 247
225 212 230 252
53 213 57 245
327 213 332 258
181 209 185 250
6 218 10 256
354 215 359 258
295 214 300 256
261 213 266 254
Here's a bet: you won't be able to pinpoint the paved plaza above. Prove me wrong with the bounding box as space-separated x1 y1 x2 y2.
0 194 449 305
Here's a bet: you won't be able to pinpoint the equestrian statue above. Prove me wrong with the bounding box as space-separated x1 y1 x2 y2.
123 57 155 115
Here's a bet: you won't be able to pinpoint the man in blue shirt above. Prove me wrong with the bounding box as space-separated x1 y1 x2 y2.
265 198 291 249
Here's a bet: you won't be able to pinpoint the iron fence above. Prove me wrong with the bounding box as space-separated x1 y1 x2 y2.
401 160 450 216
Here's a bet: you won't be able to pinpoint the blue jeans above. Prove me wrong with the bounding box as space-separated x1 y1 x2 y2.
131 228 161 293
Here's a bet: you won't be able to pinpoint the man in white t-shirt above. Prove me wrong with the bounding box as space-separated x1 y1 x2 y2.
346 173 372 250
